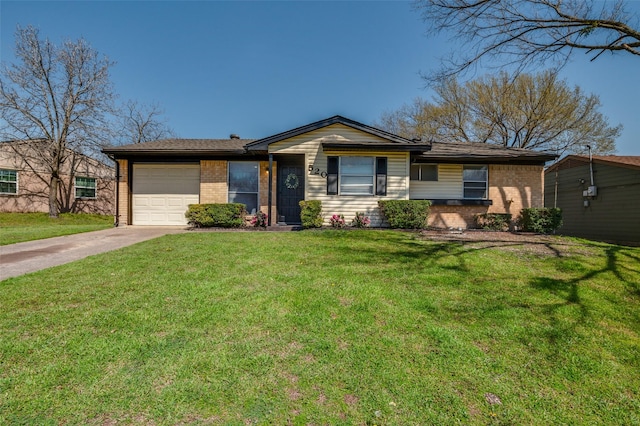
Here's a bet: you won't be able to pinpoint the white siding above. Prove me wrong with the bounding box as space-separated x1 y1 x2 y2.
409 164 463 199
269 124 409 226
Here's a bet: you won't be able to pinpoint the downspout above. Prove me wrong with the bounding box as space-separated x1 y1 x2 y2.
553 153 559 209
268 153 273 226
108 154 120 227
554 166 558 209
587 145 595 186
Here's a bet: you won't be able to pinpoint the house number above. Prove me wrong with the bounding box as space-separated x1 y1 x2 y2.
309 167 327 178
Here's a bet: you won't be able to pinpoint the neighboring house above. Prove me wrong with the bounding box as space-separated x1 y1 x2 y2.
0 140 115 215
545 155 640 245
102 115 554 227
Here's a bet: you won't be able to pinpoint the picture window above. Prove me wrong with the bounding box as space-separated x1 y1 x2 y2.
228 161 259 214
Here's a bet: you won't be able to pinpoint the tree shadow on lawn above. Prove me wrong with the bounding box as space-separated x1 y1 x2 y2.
313 231 639 307
387 232 638 298
319 231 575 274
316 231 640 347
529 245 640 354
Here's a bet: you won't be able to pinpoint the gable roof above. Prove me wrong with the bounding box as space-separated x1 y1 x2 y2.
245 115 431 152
101 115 555 164
546 155 640 173
102 138 254 156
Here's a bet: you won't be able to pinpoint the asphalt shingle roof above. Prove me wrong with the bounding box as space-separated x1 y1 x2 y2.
417 141 556 162
102 138 254 155
101 116 555 165
592 155 640 169
546 155 640 172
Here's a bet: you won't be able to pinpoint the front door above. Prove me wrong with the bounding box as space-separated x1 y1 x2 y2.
277 155 305 224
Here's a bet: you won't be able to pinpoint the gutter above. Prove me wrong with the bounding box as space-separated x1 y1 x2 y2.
100 149 248 157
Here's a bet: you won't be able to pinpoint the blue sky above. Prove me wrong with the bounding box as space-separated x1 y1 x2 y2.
1 1 638 155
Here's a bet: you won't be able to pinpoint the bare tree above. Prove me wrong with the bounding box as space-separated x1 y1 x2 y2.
377 71 621 156
414 0 640 81
119 100 175 144
0 25 115 217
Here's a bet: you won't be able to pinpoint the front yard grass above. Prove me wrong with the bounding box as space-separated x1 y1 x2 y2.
1 231 638 424
0 212 113 245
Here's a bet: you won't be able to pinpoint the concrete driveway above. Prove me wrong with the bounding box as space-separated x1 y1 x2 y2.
0 226 186 280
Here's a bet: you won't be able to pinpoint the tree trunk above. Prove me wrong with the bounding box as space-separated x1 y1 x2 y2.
49 175 60 218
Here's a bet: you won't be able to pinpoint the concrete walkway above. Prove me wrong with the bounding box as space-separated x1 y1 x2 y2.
0 226 186 280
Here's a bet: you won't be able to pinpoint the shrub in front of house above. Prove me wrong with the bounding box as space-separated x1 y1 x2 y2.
518 208 563 234
185 203 246 228
474 213 512 231
378 200 431 229
352 212 371 228
299 200 323 228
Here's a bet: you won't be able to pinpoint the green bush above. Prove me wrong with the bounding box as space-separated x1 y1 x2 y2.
378 200 431 229
474 213 512 231
185 203 246 228
519 208 562 234
299 200 323 228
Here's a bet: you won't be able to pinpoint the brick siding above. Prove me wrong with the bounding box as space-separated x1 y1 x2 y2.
427 164 544 229
117 159 128 224
488 164 544 215
200 160 228 203
0 165 114 215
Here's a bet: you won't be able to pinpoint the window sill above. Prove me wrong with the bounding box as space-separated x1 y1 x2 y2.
419 199 493 206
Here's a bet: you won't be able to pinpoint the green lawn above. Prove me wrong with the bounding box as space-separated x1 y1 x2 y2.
1 231 638 425
0 212 113 245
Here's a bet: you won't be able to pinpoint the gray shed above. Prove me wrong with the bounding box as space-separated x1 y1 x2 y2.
545 155 640 246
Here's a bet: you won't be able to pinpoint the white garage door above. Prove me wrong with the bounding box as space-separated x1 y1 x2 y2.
132 164 200 225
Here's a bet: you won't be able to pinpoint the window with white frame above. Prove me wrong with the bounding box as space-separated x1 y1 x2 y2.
228 161 259 214
463 165 488 199
75 176 97 198
410 164 438 181
339 157 375 195
0 169 18 194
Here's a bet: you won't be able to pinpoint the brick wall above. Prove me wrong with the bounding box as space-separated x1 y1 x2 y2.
0 164 114 215
427 164 544 229
200 160 228 203
488 165 544 215
428 205 489 229
1 143 114 215
0 168 49 212
117 159 128 225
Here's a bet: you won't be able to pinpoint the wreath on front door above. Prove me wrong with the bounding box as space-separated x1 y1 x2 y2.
285 173 299 189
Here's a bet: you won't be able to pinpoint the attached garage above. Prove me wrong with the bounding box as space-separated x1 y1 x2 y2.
132 163 200 225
